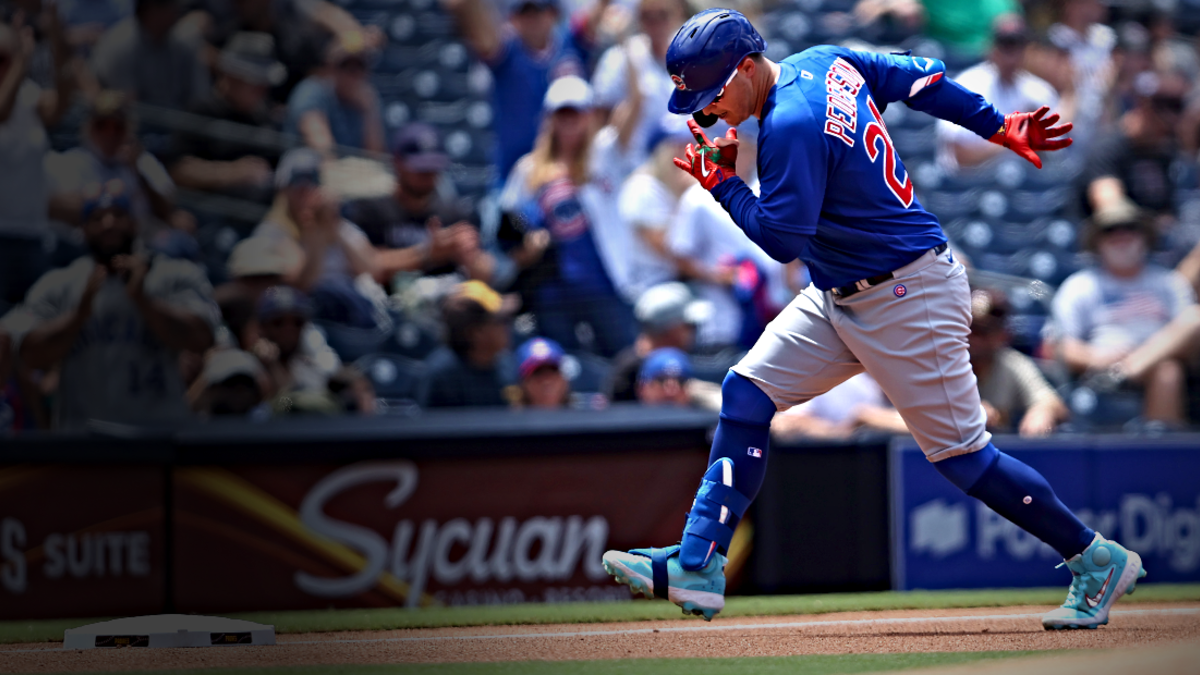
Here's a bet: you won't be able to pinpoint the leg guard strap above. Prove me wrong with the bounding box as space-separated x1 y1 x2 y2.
683 465 752 554
631 545 679 600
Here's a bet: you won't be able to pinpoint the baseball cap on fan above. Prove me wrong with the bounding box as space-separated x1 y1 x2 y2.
638 347 693 384
635 282 713 334
275 147 323 190
516 337 565 379
665 8 766 120
392 123 450 172
544 76 593 113
81 179 133 220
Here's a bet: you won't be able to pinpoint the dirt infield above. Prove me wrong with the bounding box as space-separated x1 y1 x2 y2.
2 603 1197 673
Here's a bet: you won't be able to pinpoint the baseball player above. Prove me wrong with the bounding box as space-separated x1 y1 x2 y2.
602 9 1145 630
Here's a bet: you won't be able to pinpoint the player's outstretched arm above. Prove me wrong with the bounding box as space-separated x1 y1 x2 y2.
987 106 1073 169
840 48 1073 169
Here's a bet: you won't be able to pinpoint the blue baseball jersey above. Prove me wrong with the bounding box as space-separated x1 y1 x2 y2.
710 46 1005 290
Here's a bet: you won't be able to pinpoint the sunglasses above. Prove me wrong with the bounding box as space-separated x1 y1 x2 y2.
708 68 740 106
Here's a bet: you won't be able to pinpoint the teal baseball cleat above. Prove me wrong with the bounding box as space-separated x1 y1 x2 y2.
1043 532 1147 630
602 545 727 621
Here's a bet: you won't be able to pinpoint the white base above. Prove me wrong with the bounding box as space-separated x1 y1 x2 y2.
63 614 276 649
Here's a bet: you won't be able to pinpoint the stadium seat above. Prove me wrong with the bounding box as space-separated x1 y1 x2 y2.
385 318 442 360
315 319 393 363
356 353 430 406
562 352 612 394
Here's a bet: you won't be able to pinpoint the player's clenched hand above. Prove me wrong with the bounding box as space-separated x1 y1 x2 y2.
674 119 739 191
988 106 1073 169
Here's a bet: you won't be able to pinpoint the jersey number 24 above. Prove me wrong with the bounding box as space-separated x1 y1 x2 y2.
864 97 914 208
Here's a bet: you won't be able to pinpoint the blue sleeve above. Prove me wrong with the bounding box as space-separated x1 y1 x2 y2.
837 49 1005 141
709 105 827 264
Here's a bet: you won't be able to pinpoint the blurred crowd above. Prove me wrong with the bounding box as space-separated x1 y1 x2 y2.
2 0 1200 439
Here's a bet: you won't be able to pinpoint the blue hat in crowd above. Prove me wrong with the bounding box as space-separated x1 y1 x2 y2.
638 347 693 384
81 179 132 221
517 337 565 379
392 122 449 172
258 285 313 321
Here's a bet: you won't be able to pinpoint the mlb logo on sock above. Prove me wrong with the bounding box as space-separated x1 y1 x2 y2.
747 447 763 458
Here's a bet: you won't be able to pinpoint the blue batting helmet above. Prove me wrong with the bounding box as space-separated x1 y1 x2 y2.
666 8 766 117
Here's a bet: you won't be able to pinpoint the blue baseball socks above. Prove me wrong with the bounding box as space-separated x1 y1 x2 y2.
934 442 1095 559
679 372 776 571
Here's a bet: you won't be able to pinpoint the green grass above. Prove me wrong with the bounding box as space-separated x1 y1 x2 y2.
45 651 1056 675
4 583 1198 646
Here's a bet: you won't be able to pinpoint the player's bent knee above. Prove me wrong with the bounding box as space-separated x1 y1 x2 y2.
720 371 776 426
932 442 999 493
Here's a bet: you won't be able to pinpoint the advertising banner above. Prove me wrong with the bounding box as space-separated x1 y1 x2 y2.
0 466 165 620
891 437 1200 590
173 449 711 612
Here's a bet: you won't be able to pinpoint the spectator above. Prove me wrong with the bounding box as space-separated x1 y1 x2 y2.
0 12 72 311
179 0 383 105
426 280 514 408
90 0 210 110
616 116 693 299
46 91 187 235
10 180 218 430
771 373 909 441
1081 71 1186 220
937 17 1061 173
501 76 636 357
344 123 493 284
635 346 691 406
512 336 570 409
253 148 378 296
606 281 708 402
222 234 298 304
1044 0 1115 151
442 0 605 183
1049 199 1197 427
191 348 270 418
854 0 1018 61
669 182 775 349
284 39 384 155
169 32 284 205
255 285 330 392
591 0 689 168
969 288 1069 437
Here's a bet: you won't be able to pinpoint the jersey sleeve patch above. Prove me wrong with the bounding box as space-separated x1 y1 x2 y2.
908 71 944 98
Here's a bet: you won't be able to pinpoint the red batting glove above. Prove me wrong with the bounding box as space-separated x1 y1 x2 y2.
988 106 1073 169
674 119 739 190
